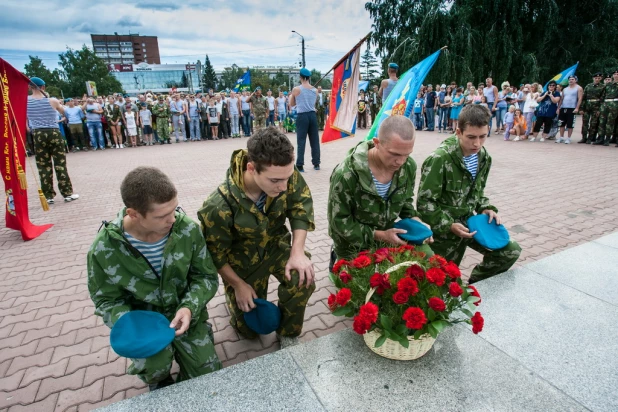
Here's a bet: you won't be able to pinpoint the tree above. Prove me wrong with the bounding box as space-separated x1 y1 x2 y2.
310 69 332 89
360 46 380 83
23 56 63 97
202 55 217 90
218 64 246 90
57 45 123 97
250 68 272 91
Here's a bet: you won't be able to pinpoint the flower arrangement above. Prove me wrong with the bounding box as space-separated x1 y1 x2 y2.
329 245 483 350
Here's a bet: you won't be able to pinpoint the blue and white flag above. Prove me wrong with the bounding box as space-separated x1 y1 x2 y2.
233 71 251 92
543 63 579 91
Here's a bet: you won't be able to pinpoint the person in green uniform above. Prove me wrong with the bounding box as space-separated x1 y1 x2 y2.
87 167 221 390
578 72 606 144
152 96 171 144
327 115 434 266
369 85 382 126
417 105 521 284
315 86 327 131
596 69 618 146
197 128 315 348
248 87 269 131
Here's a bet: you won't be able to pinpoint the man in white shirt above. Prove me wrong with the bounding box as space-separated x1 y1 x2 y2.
266 90 276 127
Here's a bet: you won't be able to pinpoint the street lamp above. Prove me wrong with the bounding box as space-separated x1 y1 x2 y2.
291 30 306 68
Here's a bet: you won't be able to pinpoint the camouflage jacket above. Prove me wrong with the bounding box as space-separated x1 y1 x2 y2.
197 149 314 271
417 136 497 237
104 104 122 123
87 208 219 328
602 81 618 101
582 82 606 110
328 140 419 260
151 103 171 120
249 95 269 117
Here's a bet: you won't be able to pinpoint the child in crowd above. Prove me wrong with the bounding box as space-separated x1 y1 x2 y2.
413 92 425 130
207 99 220 140
480 96 489 108
512 108 528 141
124 104 138 148
139 103 154 146
503 105 516 141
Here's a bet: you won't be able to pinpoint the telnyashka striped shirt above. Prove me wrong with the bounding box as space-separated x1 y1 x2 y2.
124 232 169 276
254 192 267 212
463 153 479 180
27 97 59 129
371 172 392 200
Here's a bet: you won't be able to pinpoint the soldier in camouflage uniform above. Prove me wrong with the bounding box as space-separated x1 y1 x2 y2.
328 115 434 265
248 87 269 131
596 70 618 146
87 167 221 390
152 96 171 144
417 105 521 284
315 86 328 131
198 129 315 347
369 85 382 126
578 72 606 144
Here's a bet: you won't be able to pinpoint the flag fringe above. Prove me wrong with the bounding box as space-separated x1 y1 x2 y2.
38 189 49 211
17 165 27 189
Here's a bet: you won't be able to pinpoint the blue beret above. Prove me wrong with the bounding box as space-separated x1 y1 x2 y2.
394 218 433 245
110 311 175 358
467 214 510 250
283 91 288 95
30 77 45 87
244 299 281 335
388 63 399 70
255 86 262 91
300 68 312 77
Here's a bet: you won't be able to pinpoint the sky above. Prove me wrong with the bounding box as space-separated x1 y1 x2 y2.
0 0 374 74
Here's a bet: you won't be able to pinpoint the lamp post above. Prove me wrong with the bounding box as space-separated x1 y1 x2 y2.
291 30 306 68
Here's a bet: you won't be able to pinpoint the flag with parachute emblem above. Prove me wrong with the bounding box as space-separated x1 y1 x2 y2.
543 63 579 91
233 71 251 92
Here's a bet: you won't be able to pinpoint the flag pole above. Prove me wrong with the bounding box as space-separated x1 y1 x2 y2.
313 33 371 88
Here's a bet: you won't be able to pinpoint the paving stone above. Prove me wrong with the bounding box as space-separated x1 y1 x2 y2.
0 333 25 351
6 348 54 376
7 393 58 412
0 370 25 392
35 331 77 354
83 357 126 387
22 323 62 345
77 391 125 412
51 339 93 364
33 302 71 321
0 381 40 409
66 348 109 375
102 375 145 400
20 358 69 388
36 368 86 401
55 379 104 412
1 341 38 364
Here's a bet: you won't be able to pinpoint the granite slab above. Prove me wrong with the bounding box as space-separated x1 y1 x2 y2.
288 327 585 412
474 266 618 411
98 350 325 412
525 241 618 307
593 232 618 250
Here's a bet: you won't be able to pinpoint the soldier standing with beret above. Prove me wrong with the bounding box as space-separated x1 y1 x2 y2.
578 72 606 144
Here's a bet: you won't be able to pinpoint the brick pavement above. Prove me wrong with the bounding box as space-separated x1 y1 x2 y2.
1 128 617 411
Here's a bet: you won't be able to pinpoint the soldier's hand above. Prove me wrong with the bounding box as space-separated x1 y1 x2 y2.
451 223 477 239
482 209 502 225
170 307 192 336
375 228 407 246
285 252 315 288
234 282 257 312
412 217 434 244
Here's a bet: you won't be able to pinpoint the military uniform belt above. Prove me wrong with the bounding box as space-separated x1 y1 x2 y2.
605 99 618 101
588 99 600 102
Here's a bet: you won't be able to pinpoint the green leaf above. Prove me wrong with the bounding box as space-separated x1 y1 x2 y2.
375 334 387 348
397 336 410 348
468 302 477 311
328 272 338 286
427 309 436 321
380 314 393 331
467 296 481 304
332 306 352 317
461 308 474 318
396 324 408 335
428 323 438 339
429 320 450 333
413 330 424 340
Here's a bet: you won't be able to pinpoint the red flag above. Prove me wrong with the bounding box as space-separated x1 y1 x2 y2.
1 58 53 240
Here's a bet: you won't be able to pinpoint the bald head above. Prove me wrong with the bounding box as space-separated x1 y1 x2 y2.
378 115 416 143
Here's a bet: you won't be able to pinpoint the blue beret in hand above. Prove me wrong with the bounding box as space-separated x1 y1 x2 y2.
244 299 281 335
393 218 433 245
110 311 175 359
467 214 510 250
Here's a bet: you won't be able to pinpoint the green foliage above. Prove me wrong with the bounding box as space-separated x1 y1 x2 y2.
360 46 380 83
310 69 332 89
202 55 218 90
57 45 123 97
365 0 618 86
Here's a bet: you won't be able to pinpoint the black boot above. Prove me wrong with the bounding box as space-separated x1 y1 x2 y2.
593 135 605 145
577 135 587 144
610 136 617 144
586 134 595 144
148 375 175 391
603 136 610 146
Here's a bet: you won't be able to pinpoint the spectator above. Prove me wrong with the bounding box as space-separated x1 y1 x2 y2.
228 91 241 138
529 81 561 142
511 108 527 141
187 95 201 141
495 82 510 134
266 90 276 127
522 85 537 140
138 103 154 146
450 87 464 132
124 104 139 147
207 99 220 140
357 90 368 129
503 105 515 141
105 96 124 149
424 85 437 131
65 99 89 152
412 91 424 130
170 94 187 143
275 91 287 133
483 77 499 136
438 85 449 133
556 75 583 144
199 96 210 139
83 97 105 151
240 91 252 137
218 93 230 139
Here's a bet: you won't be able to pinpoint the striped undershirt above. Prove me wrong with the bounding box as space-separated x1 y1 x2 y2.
124 232 169 276
27 97 60 129
371 172 392 200
254 192 268 212
463 153 479 180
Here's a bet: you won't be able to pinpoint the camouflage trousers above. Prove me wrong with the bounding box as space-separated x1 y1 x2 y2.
598 102 618 138
224 246 315 339
581 104 602 139
32 128 74 199
68 123 89 149
127 319 221 385
430 234 521 284
254 115 266 130
156 118 170 141
317 106 326 130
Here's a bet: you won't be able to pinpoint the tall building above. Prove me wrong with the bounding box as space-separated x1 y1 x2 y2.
91 33 160 66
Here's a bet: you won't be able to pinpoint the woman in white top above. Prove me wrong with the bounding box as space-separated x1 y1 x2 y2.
522 84 539 139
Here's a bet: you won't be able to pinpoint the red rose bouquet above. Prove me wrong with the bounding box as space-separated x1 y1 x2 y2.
329 246 483 349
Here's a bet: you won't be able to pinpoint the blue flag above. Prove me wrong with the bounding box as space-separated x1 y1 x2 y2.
543 63 579 91
233 71 251 92
366 49 442 140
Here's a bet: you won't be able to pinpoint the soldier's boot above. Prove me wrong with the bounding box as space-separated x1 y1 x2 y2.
577 135 587 144
603 136 610 146
586 134 596 144
593 135 606 145
610 136 617 144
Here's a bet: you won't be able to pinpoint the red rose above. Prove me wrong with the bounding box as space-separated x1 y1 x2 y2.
359 302 379 323
402 307 427 330
332 259 348 275
352 255 372 269
428 297 446 312
412 251 427 259
336 288 352 306
352 315 372 334
374 248 394 263
406 264 426 281
397 244 415 253
448 282 463 297
358 250 370 256
393 291 409 305
397 277 419 296
369 272 391 295
339 271 352 284
443 262 461 279
471 312 484 334
429 255 447 267
468 285 482 306
426 267 447 286
327 293 337 310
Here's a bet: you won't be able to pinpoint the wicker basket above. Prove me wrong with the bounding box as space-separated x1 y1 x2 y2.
362 260 436 360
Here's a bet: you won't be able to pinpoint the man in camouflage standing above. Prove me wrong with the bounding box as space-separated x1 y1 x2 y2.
369 85 382 126
198 128 315 348
417 105 521 284
248 87 269 131
315 86 327 131
578 72 606 144
596 70 618 147
152 96 171 144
